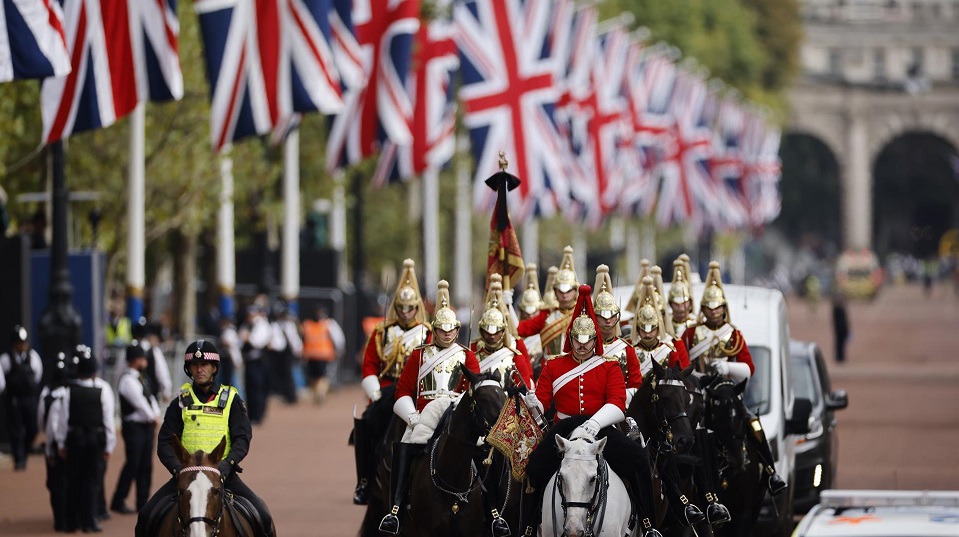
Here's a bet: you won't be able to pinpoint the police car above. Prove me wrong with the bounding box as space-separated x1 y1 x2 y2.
791 490 959 537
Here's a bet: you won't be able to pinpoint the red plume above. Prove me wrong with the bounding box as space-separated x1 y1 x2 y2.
563 284 604 356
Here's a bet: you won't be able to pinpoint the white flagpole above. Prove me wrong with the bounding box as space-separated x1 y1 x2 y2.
522 219 538 270
573 226 587 284
453 135 471 307
281 128 301 315
423 167 440 299
217 151 236 321
126 103 145 322
331 170 347 288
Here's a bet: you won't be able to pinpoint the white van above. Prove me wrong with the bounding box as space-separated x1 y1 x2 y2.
614 282 811 536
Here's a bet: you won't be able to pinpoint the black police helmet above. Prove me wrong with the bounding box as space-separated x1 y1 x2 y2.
125 344 147 364
182 339 220 378
74 344 97 377
131 316 149 340
11 325 28 344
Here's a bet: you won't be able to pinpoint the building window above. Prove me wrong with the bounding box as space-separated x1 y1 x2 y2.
829 49 843 78
909 47 925 77
874 49 886 80
952 49 959 80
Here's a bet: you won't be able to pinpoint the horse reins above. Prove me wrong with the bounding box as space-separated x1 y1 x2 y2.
552 452 609 537
651 378 691 453
177 465 225 537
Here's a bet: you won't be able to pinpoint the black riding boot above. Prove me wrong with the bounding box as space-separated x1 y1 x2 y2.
623 469 663 537
658 454 705 526
695 429 731 525
352 418 371 505
480 468 511 537
750 418 787 495
379 442 417 534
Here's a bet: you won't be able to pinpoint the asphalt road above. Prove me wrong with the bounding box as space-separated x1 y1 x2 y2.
1 282 957 537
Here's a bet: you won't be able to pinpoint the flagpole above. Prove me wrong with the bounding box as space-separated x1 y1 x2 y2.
626 218 640 280
331 170 347 288
126 103 145 322
281 127 301 316
423 167 439 298
522 219 538 270
454 135 471 308
217 151 236 322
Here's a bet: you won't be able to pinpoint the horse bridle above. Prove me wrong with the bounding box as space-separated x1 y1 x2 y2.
706 380 748 473
176 465 225 537
553 452 609 537
651 378 691 448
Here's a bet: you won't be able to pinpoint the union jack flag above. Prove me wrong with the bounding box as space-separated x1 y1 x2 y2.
742 109 782 226
329 0 364 90
709 94 749 230
196 0 344 152
455 0 569 222
326 0 419 172
41 0 182 143
0 0 70 82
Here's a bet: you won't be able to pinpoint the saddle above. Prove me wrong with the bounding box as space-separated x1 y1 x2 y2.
225 493 270 537
140 495 175 537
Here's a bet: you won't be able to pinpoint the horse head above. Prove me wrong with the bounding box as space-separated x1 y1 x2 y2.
704 376 750 469
683 365 706 427
555 435 608 537
171 435 227 537
455 369 507 443
629 359 696 454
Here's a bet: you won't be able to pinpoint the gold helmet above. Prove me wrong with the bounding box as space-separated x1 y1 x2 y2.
631 276 667 343
517 263 544 316
625 258 652 314
431 280 460 331
570 313 598 342
679 253 695 284
651 265 674 335
542 266 560 310
386 259 427 326
669 259 692 304
479 275 514 342
553 245 578 293
700 261 731 322
564 285 603 353
592 264 620 320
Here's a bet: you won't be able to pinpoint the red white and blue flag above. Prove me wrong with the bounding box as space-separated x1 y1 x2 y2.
742 109 782 226
326 0 419 172
40 0 182 143
455 0 570 222
0 0 70 82
196 0 344 152
709 94 749 230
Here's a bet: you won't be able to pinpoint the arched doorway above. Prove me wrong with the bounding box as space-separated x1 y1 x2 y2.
872 132 959 260
773 133 843 256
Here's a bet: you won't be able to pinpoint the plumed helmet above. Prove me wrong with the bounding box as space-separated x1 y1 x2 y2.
564 285 604 355
542 266 560 310
625 259 652 314
517 263 544 316
387 259 427 326
479 306 507 335
183 339 220 378
479 275 512 338
592 265 620 320
570 314 597 342
11 325 28 344
700 261 731 322
431 281 460 332
553 246 578 293
74 344 98 377
631 277 667 342
669 259 692 304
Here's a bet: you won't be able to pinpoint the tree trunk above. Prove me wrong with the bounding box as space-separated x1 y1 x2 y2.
172 230 198 340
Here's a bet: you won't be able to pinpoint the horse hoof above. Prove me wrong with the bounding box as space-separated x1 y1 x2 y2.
378 514 400 534
685 503 706 525
707 503 732 525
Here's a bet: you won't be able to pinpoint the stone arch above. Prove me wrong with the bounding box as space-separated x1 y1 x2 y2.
868 111 959 169
786 120 844 165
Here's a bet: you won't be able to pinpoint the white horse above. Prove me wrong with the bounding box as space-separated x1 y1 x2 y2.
540 436 634 537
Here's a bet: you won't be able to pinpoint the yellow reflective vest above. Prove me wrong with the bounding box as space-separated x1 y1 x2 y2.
179 383 236 458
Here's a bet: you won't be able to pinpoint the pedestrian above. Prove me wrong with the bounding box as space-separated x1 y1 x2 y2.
1 325 44 471
55 345 116 534
268 302 301 405
219 316 244 391
132 317 173 406
301 306 345 404
110 345 162 515
238 300 272 424
832 293 850 363
38 353 69 531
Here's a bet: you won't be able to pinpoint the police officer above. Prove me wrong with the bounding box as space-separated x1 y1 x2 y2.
55 345 116 533
132 317 173 405
0 325 43 470
110 345 161 514
135 340 275 537
38 353 69 531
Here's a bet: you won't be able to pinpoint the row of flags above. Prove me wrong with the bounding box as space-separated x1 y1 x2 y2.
2 0 782 233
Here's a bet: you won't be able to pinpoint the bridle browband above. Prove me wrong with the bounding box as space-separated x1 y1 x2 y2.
553 451 609 537
177 465 225 537
651 378 691 449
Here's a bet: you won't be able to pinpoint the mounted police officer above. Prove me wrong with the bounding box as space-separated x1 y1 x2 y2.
682 261 787 497
379 280 480 535
135 340 275 537
1 325 43 470
353 259 430 505
55 345 116 533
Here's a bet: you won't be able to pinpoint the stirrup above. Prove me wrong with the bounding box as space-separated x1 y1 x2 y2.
684 503 706 525
644 530 664 537
491 515 511 537
379 507 400 535
707 502 731 525
768 472 788 496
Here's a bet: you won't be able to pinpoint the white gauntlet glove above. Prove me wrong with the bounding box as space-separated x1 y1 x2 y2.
361 375 382 402
394 396 419 426
711 360 751 382
710 360 729 376
571 419 601 440
523 392 543 414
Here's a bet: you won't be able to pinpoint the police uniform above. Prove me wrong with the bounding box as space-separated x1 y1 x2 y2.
0 326 44 470
55 347 116 533
111 346 161 513
135 340 274 537
38 355 69 531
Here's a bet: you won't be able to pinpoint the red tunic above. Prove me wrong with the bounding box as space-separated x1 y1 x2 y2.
516 309 548 338
602 337 643 389
669 338 691 369
360 321 431 387
469 338 534 389
535 354 626 422
681 323 754 375
394 344 480 411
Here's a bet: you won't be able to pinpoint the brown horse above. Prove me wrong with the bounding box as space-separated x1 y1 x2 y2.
158 436 255 537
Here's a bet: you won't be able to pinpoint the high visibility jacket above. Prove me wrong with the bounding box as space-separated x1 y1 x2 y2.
179 383 236 458
302 319 335 362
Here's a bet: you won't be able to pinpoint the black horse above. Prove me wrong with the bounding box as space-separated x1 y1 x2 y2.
358 387 407 537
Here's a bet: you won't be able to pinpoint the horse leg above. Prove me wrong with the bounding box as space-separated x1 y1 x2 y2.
352 417 372 505
379 441 418 534
657 454 705 527
749 417 787 495
478 466 510 537
622 447 663 537
695 429 731 526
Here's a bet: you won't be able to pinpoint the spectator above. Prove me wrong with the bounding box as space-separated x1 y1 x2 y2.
1 325 43 470
301 306 345 404
832 293 850 363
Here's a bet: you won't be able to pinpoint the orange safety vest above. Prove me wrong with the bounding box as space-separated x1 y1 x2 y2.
302 319 335 362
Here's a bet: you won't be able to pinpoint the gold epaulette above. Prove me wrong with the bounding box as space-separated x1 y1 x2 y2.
722 330 745 357
662 338 677 352
604 355 620 362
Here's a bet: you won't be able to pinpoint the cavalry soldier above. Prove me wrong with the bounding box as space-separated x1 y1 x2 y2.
523 285 662 537
517 246 580 365
110 345 162 515
352 258 430 505
56 345 116 533
136 340 275 537
632 277 690 378
471 274 533 390
516 263 545 367
1 325 43 470
682 261 787 496
38 353 69 531
379 280 480 534
668 258 698 339
592 265 643 404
